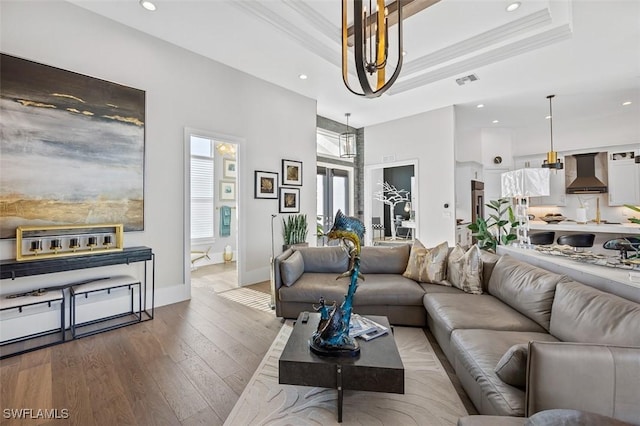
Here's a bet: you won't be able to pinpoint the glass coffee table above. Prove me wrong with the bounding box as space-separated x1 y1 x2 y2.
279 312 404 422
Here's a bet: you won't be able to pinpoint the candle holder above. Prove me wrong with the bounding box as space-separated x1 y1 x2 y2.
16 223 124 261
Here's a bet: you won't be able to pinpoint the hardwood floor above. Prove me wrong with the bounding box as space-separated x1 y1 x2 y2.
1 276 282 426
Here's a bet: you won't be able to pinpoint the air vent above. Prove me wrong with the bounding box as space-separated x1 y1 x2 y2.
455 74 479 86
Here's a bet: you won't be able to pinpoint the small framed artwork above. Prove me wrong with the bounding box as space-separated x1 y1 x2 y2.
279 187 300 213
223 158 237 179
254 170 278 199
282 159 303 186
219 181 236 201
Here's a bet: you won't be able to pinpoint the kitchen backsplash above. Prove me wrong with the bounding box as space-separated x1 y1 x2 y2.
528 193 637 224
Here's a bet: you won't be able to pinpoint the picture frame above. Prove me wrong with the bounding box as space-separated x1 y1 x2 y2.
219 180 236 201
282 159 303 186
223 158 236 179
279 187 300 213
254 170 278 199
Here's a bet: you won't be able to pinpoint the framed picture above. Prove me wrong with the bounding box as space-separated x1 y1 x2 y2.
0 54 145 239
279 187 300 213
282 159 303 186
254 170 278 199
219 180 236 201
223 158 236 179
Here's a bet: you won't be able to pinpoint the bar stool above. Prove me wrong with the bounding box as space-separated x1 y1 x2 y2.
603 236 640 259
557 233 596 250
529 231 555 245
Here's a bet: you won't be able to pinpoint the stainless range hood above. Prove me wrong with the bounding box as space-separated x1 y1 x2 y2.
565 152 608 194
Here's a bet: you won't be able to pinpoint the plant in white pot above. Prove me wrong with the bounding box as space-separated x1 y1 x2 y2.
283 214 309 250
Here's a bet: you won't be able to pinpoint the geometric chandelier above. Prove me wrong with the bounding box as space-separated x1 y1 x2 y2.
341 0 404 98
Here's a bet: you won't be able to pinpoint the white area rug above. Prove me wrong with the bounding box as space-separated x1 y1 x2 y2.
225 322 467 425
217 288 273 313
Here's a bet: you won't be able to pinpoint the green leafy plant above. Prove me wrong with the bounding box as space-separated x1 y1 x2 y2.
624 204 640 225
467 198 519 253
283 214 308 245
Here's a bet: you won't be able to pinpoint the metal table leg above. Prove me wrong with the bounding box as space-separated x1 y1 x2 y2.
337 365 343 423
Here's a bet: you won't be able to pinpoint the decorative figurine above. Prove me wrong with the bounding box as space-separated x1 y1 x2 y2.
310 210 365 357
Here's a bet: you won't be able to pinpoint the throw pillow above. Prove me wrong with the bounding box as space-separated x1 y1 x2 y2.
280 250 304 287
402 240 450 284
494 343 528 388
526 409 634 426
447 244 483 294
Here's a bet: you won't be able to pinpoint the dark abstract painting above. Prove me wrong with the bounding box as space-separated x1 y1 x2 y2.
0 54 145 238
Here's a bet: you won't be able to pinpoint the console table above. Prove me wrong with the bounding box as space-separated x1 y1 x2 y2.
0 246 154 358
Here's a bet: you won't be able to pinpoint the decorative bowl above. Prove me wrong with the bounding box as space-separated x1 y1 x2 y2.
540 216 567 224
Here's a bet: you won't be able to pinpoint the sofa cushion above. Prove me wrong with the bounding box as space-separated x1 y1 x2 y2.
525 409 635 426
488 255 566 331
360 244 410 274
549 281 640 346
494 343 528 388
354 275 426 306
420 283 465 294
402 240 449 284
280 250 304 287
424 293 547 339
447 245 483 294
480 251 500 292
295 246 349 273
450 329 559 417
278 273 348 304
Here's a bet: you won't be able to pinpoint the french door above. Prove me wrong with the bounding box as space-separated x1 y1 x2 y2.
317 165 352 244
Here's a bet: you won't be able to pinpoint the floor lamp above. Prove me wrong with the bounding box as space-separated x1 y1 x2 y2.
501 168 550 247
269 214 277 310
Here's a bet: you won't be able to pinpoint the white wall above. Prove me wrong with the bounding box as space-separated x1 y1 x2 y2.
365 107 456 247
0 1 317 307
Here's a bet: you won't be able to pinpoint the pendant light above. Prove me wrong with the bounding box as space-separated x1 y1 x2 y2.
339 113 357 158
541 95 563 170
342 0 403 98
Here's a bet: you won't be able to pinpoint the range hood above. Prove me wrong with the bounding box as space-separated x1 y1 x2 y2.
565 152 608 194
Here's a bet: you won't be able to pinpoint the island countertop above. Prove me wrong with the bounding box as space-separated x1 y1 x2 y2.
529 221 640 235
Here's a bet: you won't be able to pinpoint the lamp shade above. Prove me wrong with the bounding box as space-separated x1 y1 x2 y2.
501 168 550 198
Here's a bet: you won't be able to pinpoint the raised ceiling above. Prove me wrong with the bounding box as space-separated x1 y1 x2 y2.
67 0 639 138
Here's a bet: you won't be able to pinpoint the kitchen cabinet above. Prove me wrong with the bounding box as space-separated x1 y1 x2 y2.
513 156 566 206
607 150 640 206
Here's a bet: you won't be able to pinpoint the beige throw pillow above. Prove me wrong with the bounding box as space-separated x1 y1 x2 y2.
447 244 483 294
402 240 450 284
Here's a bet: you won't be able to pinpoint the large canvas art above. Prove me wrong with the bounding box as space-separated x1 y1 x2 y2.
0 54 145 239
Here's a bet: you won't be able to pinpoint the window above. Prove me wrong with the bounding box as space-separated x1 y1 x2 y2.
190 136 214 241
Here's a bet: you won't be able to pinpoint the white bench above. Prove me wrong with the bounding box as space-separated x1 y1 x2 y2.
0 289 65 355
70 275 141 338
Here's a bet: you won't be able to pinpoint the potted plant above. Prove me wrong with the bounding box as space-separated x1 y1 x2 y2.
283 214 309 250
467 198 519 253
624 204 640 225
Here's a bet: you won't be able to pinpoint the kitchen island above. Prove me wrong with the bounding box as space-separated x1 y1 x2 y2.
497 245 639 303
528 221 640 254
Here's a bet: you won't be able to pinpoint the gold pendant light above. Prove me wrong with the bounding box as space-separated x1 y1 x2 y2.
342 0 403 98
541 95 564 170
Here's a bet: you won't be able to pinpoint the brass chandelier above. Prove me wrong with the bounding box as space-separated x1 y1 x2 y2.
342 0 404 98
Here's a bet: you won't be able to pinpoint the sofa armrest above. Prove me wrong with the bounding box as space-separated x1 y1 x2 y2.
273 248 294 315
525 341 640 423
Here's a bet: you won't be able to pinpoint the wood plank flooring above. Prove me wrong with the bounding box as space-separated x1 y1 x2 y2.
0 270 282 426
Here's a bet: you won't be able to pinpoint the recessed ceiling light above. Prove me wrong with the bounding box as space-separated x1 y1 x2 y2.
140 0 156 11
298 74 308 80
492 120 500 124
402 50 407 57
476 104 485 108
622 101 632 106
545 115 551 119
506 2 521 12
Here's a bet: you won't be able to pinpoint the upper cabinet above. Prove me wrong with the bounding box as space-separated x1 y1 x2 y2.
608 150 640 206
513 156 566 206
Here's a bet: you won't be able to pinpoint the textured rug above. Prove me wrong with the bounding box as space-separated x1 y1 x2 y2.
217 287 273 313
225 322 467 425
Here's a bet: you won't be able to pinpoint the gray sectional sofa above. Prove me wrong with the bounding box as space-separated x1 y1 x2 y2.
273 244 640 422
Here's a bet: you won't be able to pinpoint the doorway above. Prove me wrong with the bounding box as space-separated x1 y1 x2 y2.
317 163 354 245
183 128 240 294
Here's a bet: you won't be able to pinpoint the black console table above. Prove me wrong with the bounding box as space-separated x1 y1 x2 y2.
0 246 154 358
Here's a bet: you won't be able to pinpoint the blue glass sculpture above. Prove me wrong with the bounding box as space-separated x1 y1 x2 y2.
310 210 365 357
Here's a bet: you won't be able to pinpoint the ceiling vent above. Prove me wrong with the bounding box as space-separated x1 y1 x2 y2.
455 74 479 85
